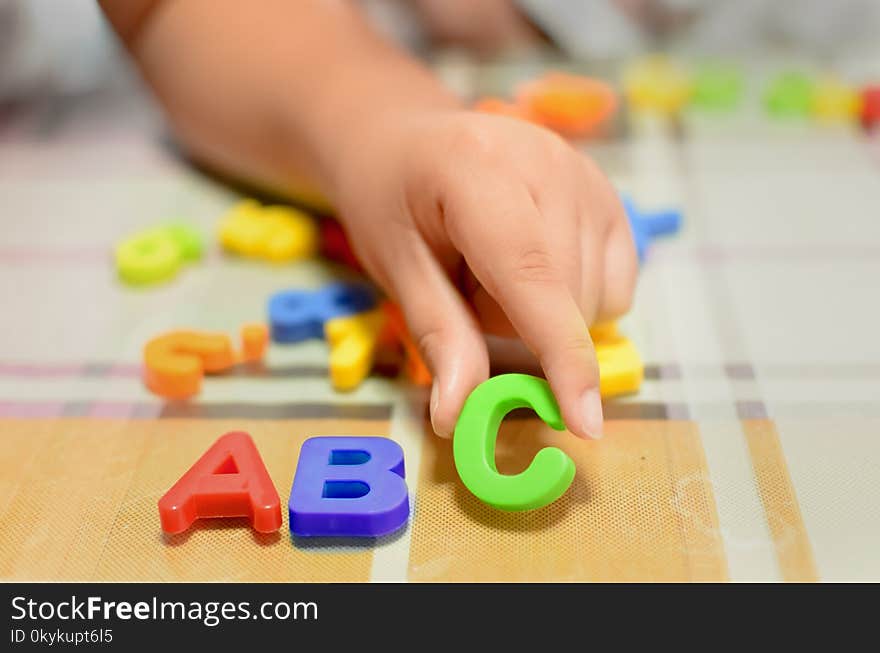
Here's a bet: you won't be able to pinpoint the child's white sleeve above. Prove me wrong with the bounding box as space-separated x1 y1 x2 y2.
0 0 118 101
514 0 880 57
514 0 645 58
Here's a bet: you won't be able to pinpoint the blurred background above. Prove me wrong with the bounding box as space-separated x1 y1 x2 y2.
2 0 880 101
1 1 879 585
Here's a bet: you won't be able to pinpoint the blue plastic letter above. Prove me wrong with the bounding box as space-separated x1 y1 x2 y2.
621 194 682 263
269 282 376 343
289 436 409 537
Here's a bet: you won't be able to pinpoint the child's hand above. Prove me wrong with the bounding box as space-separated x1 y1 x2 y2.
97 0 635 440
332 110 638 440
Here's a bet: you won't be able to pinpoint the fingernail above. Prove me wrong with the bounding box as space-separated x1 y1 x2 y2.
430 381 451 438
580 389 604 439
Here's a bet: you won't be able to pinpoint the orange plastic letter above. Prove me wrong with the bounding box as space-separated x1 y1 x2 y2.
143 324 269 399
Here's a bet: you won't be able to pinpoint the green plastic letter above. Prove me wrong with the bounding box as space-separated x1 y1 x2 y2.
453 374 575 512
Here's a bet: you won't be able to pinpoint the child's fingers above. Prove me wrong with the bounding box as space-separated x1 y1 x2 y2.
444 181 604 439
573 220 607 326
460 208 606 333
597 216 639 322
385 235 490 438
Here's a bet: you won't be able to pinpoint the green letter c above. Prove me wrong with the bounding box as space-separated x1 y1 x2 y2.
453 374 575 511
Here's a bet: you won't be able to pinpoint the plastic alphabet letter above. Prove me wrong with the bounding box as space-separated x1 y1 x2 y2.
115 222 203 286
289 436 409 537
453 374 576 511
861 84 880 130
219 199 317 262
622 195 682 263
591 322 644 397
143 324 268 399
324 308 386 391
380 301 432 385
268 282 375 343
690 63 742 111
765 72 814 117
811 78 861 122
623 55 692 115
318 217 364 272
514 72 617 138
158 431 282 534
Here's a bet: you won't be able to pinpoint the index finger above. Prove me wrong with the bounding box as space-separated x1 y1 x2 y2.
443 179 604 439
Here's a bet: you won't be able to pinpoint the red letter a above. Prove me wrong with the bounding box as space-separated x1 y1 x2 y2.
158 431 281 534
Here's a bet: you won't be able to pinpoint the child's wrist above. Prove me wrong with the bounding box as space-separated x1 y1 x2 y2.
330 109 460 210
285 59 462 204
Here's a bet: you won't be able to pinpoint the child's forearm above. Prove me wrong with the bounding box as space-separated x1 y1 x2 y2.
99 0 460 205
